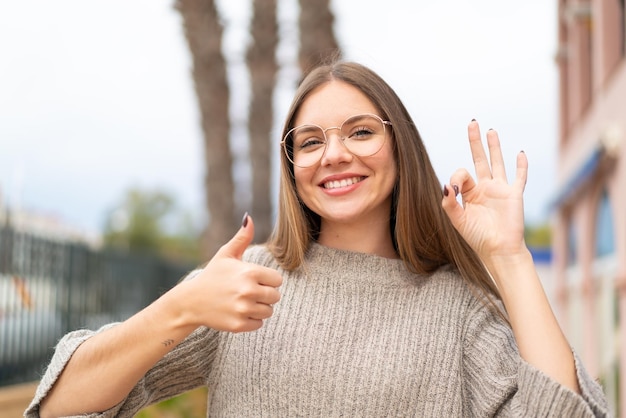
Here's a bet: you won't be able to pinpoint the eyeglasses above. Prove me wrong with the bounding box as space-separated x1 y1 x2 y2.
281 113 392 168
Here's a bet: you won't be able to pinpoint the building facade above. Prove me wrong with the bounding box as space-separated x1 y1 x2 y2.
554 0 626 416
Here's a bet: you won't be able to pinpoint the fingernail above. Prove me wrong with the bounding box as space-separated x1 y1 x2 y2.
520 150 525 153
453 185 459 196
488 128 494 131
471 118 476 122
241 212 249 228
443 185 449 197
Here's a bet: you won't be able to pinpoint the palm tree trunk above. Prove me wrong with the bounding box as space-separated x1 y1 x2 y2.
246 0 278 242
175 0 236 257
298 0 341 75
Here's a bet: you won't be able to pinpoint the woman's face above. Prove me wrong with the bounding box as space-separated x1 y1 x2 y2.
291 80 397 229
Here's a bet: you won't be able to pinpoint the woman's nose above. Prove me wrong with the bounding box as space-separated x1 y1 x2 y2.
320 130 353 166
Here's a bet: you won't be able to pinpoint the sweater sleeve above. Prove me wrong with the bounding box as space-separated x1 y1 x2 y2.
461 302 609 417
24 324 219 417
24 269 220 417
24 324 119 418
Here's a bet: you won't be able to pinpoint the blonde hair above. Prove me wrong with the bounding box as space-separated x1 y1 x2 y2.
267 61 503 309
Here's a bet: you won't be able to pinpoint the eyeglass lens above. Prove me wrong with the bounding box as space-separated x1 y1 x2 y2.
285 114 387 168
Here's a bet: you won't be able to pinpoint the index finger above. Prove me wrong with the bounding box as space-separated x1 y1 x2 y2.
468 120 491 180
257 266 283 288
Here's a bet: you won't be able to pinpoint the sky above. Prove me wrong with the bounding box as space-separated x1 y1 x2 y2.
0 0 558 238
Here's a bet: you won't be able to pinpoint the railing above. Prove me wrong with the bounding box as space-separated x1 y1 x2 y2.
0 223 195 387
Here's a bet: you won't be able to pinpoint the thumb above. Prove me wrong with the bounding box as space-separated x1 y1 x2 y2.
441 184 465 232
216 212 255 260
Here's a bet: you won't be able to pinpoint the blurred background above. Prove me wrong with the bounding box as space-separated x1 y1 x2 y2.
0 0 559 245
1 0 624 416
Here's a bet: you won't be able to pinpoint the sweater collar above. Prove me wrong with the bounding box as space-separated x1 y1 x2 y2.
303 242 418 287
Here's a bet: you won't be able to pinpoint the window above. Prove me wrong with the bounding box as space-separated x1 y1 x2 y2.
595 190 615 257
568 219 578 265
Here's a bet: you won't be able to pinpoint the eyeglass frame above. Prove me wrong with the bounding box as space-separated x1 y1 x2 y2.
280 113 393 168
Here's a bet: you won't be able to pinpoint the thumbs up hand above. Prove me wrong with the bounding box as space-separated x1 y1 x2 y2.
173 214 283 333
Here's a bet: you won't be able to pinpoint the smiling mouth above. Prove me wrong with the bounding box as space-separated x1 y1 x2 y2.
322 176 365 189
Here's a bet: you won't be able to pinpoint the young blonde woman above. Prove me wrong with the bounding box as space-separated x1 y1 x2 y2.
29 61 607 417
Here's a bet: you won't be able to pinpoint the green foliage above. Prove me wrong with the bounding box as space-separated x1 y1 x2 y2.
103 188 202 264
134 387 208 418
524 223 552 248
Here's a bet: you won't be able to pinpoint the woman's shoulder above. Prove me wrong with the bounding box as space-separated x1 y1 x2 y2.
427 264 502 316
427 264 469 292
242 244 279 268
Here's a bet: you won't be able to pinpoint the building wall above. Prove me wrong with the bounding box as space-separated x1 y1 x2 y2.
554 0 625 416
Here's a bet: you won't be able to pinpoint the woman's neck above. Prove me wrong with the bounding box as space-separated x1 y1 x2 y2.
317 218 399 259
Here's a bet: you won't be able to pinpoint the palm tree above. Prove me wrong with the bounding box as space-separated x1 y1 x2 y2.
298 0 341 75
246 0 279 242
175 0 236 257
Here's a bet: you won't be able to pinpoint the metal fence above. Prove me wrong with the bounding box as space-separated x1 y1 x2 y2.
0 223 196 387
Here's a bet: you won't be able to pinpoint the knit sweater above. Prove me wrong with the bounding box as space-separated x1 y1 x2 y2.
26 243 608 417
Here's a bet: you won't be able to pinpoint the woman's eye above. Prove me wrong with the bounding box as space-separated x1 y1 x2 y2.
298 136 325 150
350 127 374 139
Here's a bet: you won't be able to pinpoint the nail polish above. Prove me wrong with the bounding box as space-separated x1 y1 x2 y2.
242 212 249 228
453 185 459 196
443 185 449 197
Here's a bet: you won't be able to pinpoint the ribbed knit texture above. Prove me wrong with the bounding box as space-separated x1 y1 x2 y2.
26 244 608 417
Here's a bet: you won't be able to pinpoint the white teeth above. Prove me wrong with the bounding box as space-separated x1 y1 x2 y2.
323 177 362 189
